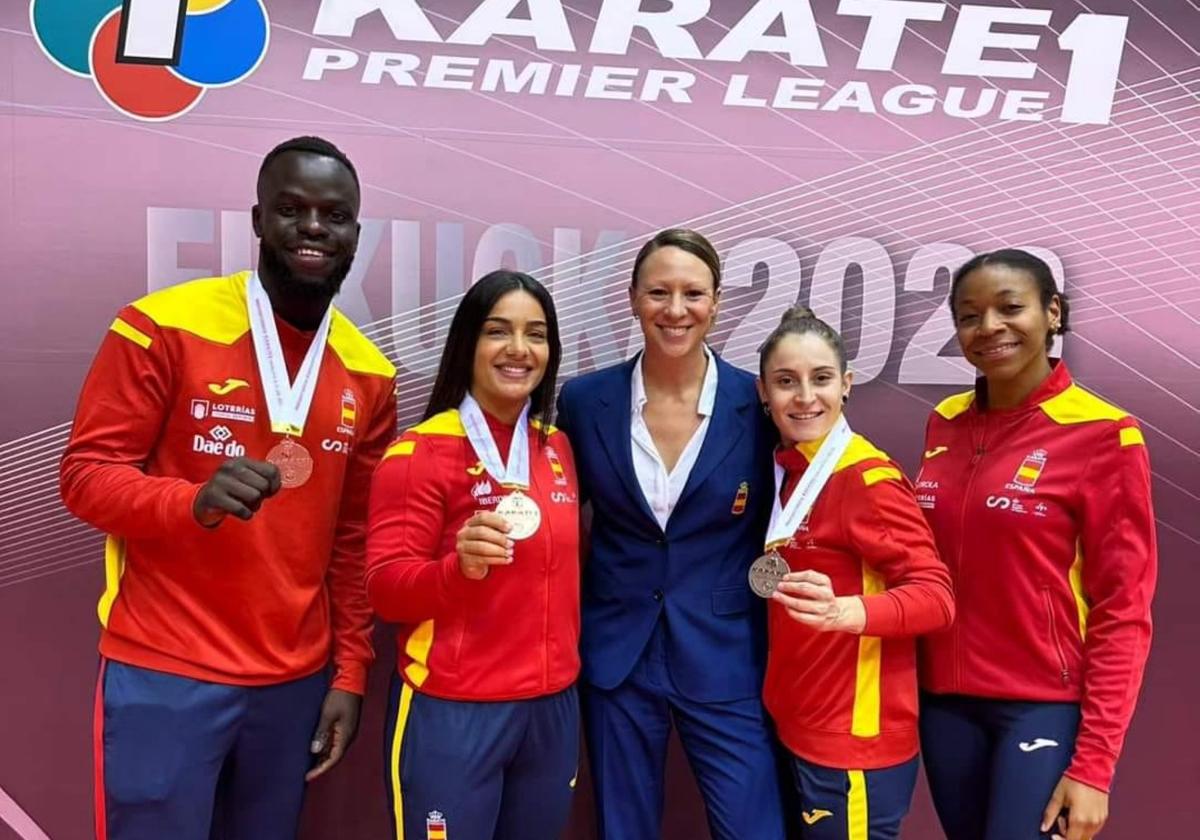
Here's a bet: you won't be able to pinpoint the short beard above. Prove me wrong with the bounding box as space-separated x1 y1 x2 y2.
258 241 354 300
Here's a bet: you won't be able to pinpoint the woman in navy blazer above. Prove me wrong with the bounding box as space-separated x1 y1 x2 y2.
556 229 785 839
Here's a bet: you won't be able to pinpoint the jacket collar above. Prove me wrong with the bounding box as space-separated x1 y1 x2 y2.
972 359 1073 416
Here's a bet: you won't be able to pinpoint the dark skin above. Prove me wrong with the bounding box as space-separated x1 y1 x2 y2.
952 265 1061 410
192 150 364 781
955 268 1105 840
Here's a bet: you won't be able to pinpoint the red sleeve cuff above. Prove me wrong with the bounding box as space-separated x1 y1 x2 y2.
331 661 368 696
860 594 899 636
1064 740 1118 793
162 481 207 534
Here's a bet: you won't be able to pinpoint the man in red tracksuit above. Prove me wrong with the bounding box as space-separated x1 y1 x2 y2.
60 137 396 840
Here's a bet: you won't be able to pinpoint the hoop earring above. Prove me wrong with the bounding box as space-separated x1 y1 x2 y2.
842 393 849 405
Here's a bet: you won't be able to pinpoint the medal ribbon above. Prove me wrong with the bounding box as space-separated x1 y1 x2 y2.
247 273 332 436
764 415 853 550
459 394 531 490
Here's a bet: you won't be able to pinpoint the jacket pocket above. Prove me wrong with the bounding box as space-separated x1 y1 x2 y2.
712 585 751 616
1042 587 1071 686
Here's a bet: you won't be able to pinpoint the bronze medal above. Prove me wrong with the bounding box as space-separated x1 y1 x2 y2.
266 438 313 489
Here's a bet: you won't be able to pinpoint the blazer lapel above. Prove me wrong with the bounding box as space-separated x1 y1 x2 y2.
674 355 751 515
592 358 660 529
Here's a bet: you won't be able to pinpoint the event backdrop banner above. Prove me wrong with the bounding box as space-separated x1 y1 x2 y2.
1 1 1196 838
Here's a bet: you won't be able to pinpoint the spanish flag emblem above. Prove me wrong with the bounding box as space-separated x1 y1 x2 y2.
1011 449 1048 489
426 810 447 839
731 481 749 515
546 446 568 485
340 389 357 430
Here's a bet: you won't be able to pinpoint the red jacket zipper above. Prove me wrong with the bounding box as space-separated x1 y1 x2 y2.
1042 587 1071 685
952 413 989 691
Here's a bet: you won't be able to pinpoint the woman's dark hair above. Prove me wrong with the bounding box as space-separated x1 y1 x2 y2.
950 249 1070 349
630 228 722 291
424 270 562 434
757 305 847 377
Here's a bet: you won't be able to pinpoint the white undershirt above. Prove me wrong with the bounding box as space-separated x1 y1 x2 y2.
630 346 719 530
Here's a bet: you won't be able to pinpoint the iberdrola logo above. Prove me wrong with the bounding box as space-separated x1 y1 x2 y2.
31 0 269 121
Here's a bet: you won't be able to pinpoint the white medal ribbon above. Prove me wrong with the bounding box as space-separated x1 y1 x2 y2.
764 415 853 549
459 394 531 489
247 273 332 436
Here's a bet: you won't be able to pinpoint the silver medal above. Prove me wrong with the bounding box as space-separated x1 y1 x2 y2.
748 550 789 598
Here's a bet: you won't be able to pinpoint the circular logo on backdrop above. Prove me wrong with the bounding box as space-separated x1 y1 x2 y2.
30 0 269 121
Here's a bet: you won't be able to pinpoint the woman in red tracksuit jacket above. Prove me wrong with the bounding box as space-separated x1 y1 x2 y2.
755 305 955 840
916 249 1156 840
365 270 581 840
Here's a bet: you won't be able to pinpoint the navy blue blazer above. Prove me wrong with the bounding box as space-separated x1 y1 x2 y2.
556 351 777 702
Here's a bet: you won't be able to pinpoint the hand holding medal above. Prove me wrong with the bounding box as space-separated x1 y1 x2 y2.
455 511 514 580
192 457 282 526
493 490 541 540
771 570 867 634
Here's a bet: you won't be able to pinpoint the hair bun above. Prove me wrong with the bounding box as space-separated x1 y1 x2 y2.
780 304 816 325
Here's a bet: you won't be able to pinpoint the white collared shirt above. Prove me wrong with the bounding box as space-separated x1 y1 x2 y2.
630 345 719 530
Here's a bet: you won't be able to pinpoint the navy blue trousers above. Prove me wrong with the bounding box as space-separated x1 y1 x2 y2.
920 693 1081 840
383 675 579 840
95 658 327 840
582 622 785 840
788 755 919 840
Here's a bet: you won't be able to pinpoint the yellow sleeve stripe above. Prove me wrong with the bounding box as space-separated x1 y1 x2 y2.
384 440 416 459
110 317 152 349
97 535 127 627
862 466 902 486
1119 427 1145 448
404 619 435 687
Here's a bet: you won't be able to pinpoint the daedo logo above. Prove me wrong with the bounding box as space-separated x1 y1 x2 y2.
31 0 269 121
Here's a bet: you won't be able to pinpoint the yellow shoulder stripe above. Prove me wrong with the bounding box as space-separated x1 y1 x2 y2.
409 409 466 438
1039 384 1128 425
384 440 416 459
1119 426 1145 448
131 272 251 345
531 418 559 435
934 390 975 420
862 466 903 487
329 310 396 379
110 317 152 349
835 434 891 472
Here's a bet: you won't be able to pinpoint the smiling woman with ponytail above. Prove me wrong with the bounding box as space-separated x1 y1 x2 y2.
755 304 954 840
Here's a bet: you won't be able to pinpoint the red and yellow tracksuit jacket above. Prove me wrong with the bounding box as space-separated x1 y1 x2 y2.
917 361 1156 792
763 434 955 770
60 272 397 694
366 409 580 701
